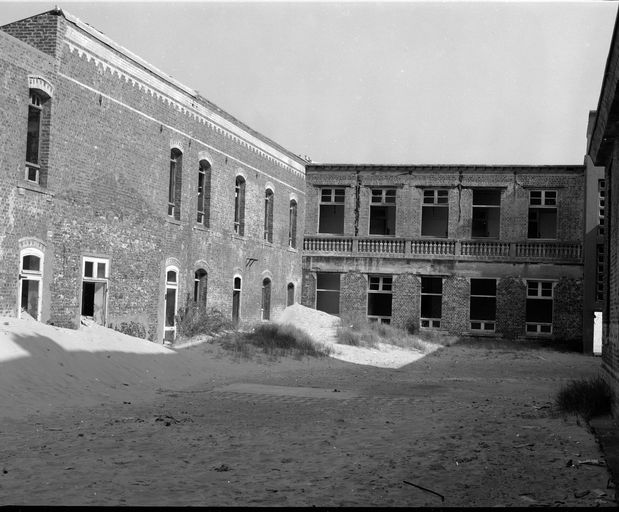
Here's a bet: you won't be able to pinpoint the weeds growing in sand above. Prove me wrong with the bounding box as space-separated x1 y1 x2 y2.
555 376 614 420
220 323 332 359
336 312 443 353
176 305 234 339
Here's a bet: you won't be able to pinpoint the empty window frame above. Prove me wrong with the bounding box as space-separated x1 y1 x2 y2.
194 269 208 307
528 190 557 239
261 278 272 320
316 273 340 315
596 244 604 302
264 189 274 243
25 92 44 184
288 200 298 248
526 281 554 334
420 276 442 328
234 177 246 236
232 276 242 324
472 189 501 238
82 257 109 326
599 179 606 236
421 189 449 238
19 248 43 321
369 188 396 236
287 282 295 306
367 275 393 324
318 188 345 234
168 149 183 220
164 266 178 341
469 278 496 332
196 160 212 226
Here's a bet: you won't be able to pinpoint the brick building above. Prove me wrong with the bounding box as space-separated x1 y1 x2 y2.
301 165 586 344
0 9 306 342
588 11 619 408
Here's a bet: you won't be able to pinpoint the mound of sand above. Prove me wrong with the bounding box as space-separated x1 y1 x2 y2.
277 304 434 369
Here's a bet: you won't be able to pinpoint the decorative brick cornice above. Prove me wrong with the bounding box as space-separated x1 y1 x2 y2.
62 24 305 177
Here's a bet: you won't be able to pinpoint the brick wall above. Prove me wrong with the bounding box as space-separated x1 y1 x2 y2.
496 277 526 339
553 277 583 343
341 271 367 320
442 276 469 333
391 273 420 331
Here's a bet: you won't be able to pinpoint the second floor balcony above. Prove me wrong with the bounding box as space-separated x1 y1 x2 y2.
303 235 583 264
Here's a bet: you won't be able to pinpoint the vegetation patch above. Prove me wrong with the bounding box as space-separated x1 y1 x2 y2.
176 305 234 340
555 376 614 421
219 323 332 360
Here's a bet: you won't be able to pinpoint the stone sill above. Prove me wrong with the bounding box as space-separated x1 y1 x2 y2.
17 180 54 198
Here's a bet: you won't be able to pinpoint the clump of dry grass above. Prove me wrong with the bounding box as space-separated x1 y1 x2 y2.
555 376 614 421
336 313 442 353
219 323 332 360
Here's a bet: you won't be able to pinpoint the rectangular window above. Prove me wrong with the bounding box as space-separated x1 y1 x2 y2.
81 257 109 326
420 276 442 328
369 188 396 236
26 92 43 183
596 243 604 302
316 273 340 315
528 190 557 239
367 275 393 324
526 281 554 334
469 278 496 332
168 149 182 220
472 189 501 238
599 179 606 236
421 189 449 238
234 177 246 236
288 200 298 248
264 189 274 243
318 188 345 234
196 160 211 226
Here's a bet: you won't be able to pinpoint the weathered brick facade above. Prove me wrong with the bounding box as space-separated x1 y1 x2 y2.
0 9 305 341
303 165 585 344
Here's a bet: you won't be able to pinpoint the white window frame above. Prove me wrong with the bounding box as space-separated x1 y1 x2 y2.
420 276 442 329
164 265 179 342
525 280 554 335
367 275 393 324
19 248 44 321
469 278 496 332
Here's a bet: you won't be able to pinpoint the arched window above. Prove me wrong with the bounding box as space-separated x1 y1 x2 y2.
194 269 208 307
264 188 274 243
197 159 211 227
164 266 179 342
25 91 52 185
262 278 272 320
232 276 242 324
234 176 246 236
287 282 295 307
168 148 183 220
288 199 298 249
19 248 43 320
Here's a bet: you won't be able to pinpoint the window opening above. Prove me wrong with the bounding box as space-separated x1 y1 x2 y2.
367 275 393 324
599 179 606 236
596 244 604 302
197 160 211 226
421 189 449 238
469 278 496 331
264 189 274 243
318 188 345 234
420 276 442 328
194 269 208 307
288 200 298 248
528 190 557 239
26 92 42 183
232 277 242 324
287 282 295 306
164 267 178 342
316 273 340 315
472 189 501 238
369 188 396 236
526 281 554 334
261 278 272 320
234 177 246 236
19 249 43 321
81 257 109 326
168 149 182 220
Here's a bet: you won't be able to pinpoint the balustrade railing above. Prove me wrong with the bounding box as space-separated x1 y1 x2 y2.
303 235 582 262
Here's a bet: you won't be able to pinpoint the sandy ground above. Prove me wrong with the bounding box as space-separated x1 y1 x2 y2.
0 314 616 506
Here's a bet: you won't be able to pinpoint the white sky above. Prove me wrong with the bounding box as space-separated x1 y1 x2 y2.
0 1 616 165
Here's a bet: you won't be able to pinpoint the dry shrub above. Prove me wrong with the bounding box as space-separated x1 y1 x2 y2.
555 376 614 421
176 304 234 339
220 323 332 359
